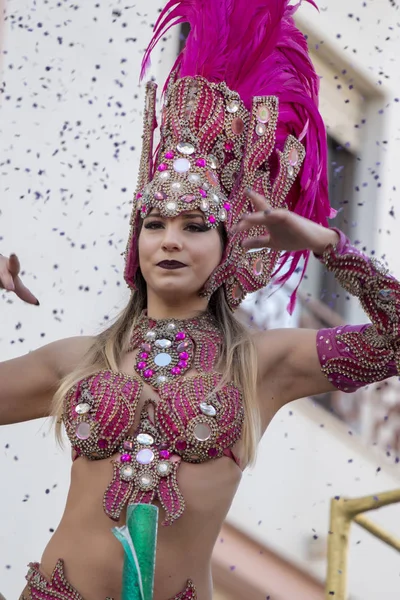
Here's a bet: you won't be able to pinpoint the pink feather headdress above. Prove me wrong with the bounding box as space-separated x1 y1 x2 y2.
124 0 332 313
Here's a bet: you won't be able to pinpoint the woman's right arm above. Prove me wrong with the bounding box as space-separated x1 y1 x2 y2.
0 252 94 425
0 336 94 425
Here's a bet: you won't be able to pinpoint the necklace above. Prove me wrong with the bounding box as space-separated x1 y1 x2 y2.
128 311 222 388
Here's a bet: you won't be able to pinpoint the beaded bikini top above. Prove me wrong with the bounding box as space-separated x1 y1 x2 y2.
63 312 244 525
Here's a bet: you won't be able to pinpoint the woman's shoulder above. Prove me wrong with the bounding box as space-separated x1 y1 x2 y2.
40 335 96 379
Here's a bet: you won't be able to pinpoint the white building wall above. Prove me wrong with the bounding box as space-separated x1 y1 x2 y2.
1 0 400 598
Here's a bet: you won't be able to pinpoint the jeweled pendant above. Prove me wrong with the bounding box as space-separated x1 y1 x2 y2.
200 402 217 417
120 465 134 481
76 421 91 440
139 474 153 488
208 155 219 169
166 201 178 213
157 461 172 476
232 118 244 135
256 123 266 136
177 142 195 155
227 100 240 113
219 208 227 221
154 352 172 367
173 158 191 173
136 433 154 445
194 422 212 441
171 181 183 192
188 173 201 184
136 448 155 465
256 105 271 123
75 403 91 415
155 338 172 349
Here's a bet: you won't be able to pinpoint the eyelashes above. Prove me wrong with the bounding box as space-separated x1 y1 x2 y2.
144 221 207 232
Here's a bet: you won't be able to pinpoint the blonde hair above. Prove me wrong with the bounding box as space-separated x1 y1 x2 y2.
52 273 261 468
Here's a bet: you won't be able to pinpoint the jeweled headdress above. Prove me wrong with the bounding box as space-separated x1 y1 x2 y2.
124 0 332 312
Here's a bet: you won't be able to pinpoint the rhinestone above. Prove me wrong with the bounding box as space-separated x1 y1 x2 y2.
171 181 183 192
206 170 219 186
253 257 263 276
181 194 196 203
158 171 170 181
145 330 156 340
232 284 244 300
188 173 201 184
75 403 91 415
173 158 191 173
166 322 177 331
227 100 240 113
154 191 167 200
139 474 153 488
175 439 187 451
123 440 134 450
137 433 154 445
177 341 191 352
156 375 168 385
211 193 220 205
136 448 155 465
76 422 91 440
232 117 245 135
289 147 299 166
256 105 271 123
155 338 171 349
166 201 178 212
120 465 134 481
208 155 219 169
202 181 210 191
256 123 266 136
194 423 211 441
200 199 209 212
157 461 172 476
288 165 294 177
219 208 227 221
177 142 195 155
200 402 217 417
154 352 172 367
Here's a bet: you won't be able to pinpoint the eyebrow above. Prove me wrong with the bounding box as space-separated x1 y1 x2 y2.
143 212 205 220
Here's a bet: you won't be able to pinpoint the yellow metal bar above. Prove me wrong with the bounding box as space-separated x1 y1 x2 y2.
325 489 400 599
353 514 400 552
326 498 352 599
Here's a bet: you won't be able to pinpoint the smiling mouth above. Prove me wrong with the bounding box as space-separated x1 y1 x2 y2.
157 260 187 270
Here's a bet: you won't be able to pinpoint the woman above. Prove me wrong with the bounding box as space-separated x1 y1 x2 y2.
1 0 399 599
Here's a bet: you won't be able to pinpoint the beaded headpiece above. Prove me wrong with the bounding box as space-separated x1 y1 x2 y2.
124 0 332 312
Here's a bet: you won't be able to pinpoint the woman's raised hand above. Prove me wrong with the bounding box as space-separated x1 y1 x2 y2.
233 189 339 255
0 253 39 305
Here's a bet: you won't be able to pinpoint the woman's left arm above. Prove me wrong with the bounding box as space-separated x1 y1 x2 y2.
237 190 400 411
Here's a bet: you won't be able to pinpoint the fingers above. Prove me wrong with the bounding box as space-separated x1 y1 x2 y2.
245 188 273 212
13 275 40 305
7 253 21 277
241 235 271 250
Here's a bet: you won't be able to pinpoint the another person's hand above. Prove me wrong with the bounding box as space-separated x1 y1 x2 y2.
233 188 339 255
0 253 39 305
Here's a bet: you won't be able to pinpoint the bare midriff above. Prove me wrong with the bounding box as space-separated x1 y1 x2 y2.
38 445 243 600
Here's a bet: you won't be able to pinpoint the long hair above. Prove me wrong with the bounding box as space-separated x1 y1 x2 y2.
51 241 261 468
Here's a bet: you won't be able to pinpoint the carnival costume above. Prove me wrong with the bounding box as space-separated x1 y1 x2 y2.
21 0 400 598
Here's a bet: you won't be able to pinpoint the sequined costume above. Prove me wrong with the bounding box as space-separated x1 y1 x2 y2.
316 228 399 391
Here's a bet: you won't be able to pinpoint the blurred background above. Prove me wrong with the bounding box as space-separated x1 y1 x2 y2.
1 0 400 598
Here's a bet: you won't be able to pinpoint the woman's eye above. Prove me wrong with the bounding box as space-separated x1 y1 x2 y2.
144 221 163 229
186 224 206 232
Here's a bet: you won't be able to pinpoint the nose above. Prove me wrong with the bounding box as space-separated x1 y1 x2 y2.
161 224 183 252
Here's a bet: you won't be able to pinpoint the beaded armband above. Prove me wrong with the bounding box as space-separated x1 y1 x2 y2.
315 228 400 392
